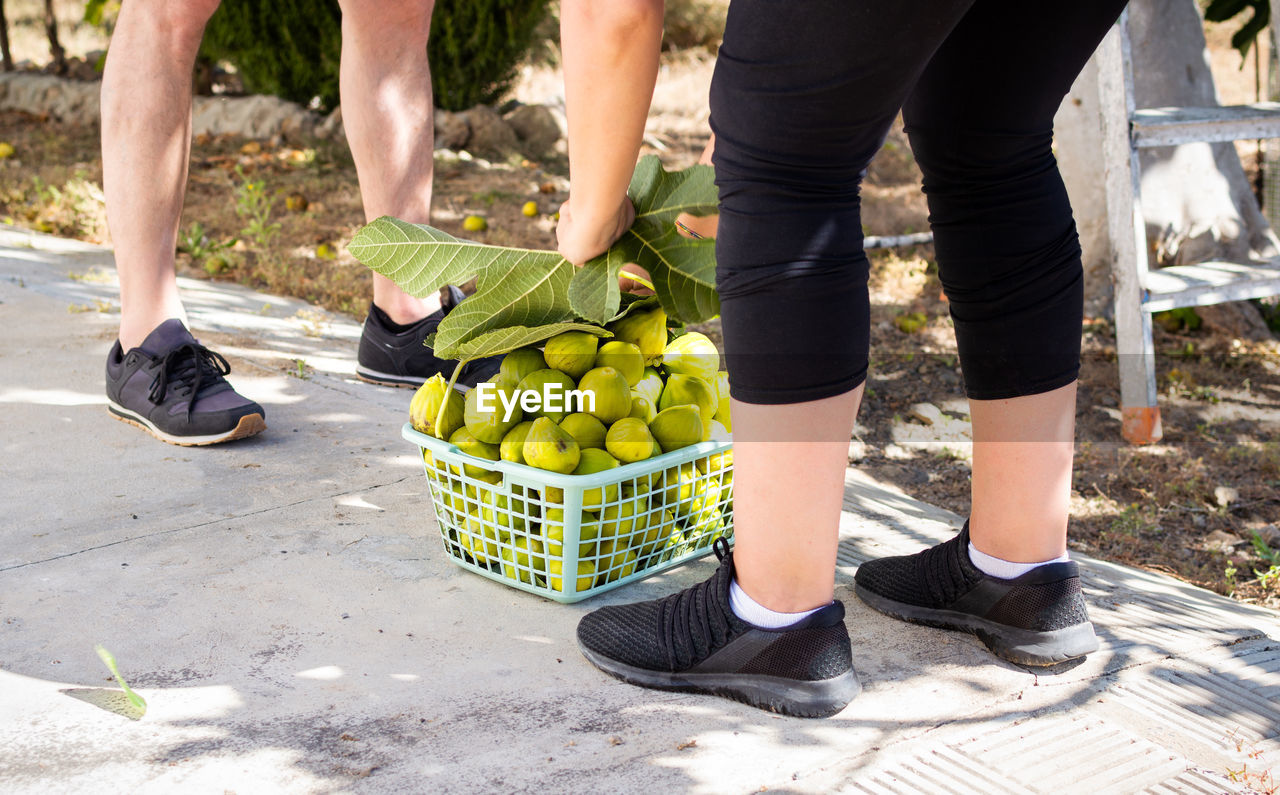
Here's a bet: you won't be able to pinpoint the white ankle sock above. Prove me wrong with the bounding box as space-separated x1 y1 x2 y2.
967 542 1070 580
729 579 825 629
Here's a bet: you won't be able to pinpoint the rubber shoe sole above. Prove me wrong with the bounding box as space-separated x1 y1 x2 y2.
109 401 266 447
578 641 861 718
354 365 426 389
356 364 488 392
854 582 1099 666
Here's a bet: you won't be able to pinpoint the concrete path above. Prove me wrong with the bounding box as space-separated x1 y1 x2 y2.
2 226 1278 793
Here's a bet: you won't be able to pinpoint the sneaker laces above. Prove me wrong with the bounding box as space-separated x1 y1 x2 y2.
916 532 978 607
148 343 231 414
657 537 737 670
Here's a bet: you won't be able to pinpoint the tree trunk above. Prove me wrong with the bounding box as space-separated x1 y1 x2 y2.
43 0 64 74
1054 0 1280 318
0 0 14 72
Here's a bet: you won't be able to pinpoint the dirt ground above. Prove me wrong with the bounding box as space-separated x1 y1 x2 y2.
2 16 1279 608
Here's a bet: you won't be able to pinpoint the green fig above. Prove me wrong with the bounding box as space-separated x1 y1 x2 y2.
516 368 579 423
523 417 581 474
548 558 596 593
649 405 704 453
628 393 657 423
660 528 689 562
713 371 732 431
572 448 621 510
480 490 535 534
543 508 602 558
658 374 717 425
696 448 734 480
499 420 535 464
544 331 599 381
662 332 720 383
465 380 522 444
599 492 648 540
559 412 607 450
605 417 657 464
707 419 731 443
594 340 645 386
500 533 547 584
594 541 638 584
409 373 465 439
689 478 723 517
606 305 668 365
684 506 725 543
578 366 632 425
642 508 675 553
500 347 547 386
658 462 699 506
458 514 505 566
448 427 502 483
633 367 665 406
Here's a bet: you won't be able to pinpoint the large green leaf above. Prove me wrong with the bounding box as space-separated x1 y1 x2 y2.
448 322 610 361
349 216 580 356
348 159 719 358
569 156 719 325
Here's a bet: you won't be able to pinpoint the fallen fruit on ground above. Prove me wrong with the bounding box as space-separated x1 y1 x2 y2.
463 214 488 232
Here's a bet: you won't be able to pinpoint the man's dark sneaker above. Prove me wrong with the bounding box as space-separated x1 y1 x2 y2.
106 319 266 446
854 522 1099 667
356 286 500 388
577 538 861 718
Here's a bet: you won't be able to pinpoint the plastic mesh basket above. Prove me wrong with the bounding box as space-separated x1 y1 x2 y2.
403 423 734 603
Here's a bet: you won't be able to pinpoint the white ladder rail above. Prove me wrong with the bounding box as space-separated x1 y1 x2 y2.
1098 12 1163 444
1096 7 1280 444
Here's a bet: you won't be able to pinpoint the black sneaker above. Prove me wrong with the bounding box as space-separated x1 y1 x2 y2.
577 538 861 718
356 286 500 388
106 319 266 446
854 522 1098 667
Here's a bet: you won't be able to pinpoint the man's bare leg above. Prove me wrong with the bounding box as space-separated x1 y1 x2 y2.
338 0 440 326
102 0 221 351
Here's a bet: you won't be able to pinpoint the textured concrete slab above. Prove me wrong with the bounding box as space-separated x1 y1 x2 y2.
1 226 1278 793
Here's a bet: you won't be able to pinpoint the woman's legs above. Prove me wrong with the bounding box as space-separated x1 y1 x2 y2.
709 0 971 609
969 384 1076 562
730 387 862 612
902 0 1128 565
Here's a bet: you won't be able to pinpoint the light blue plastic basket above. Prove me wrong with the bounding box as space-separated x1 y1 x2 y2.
403 423 734 603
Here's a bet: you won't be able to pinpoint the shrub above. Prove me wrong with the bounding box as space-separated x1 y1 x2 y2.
200 0 548 112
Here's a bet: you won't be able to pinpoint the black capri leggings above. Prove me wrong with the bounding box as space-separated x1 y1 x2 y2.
710 0 1128 404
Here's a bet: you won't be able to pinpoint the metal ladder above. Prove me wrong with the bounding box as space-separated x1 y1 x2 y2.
1097 8 1280 444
